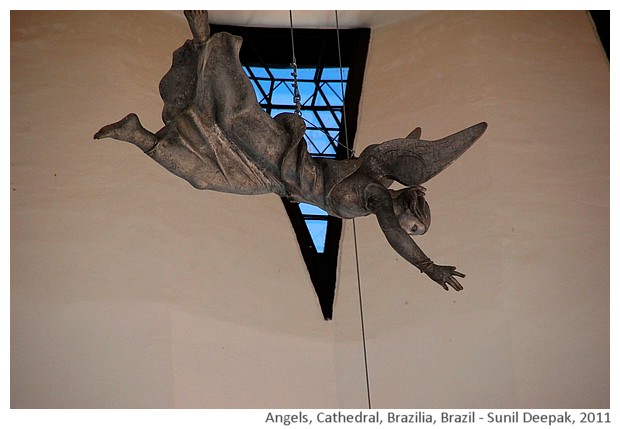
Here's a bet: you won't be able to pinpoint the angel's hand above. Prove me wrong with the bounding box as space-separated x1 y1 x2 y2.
425 264 465 291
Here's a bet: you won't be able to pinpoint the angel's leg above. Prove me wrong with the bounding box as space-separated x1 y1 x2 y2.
94 112 265 194
94 114 203 185
94 113 157 152
184 11 210 46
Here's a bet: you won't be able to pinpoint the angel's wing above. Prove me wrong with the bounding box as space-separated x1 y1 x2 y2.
360 122 487 187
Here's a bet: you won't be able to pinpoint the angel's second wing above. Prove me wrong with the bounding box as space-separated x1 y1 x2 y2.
360 122 487 186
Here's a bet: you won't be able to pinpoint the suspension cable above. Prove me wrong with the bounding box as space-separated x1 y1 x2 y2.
335 9 372 410
289 11 302 115
288 10 354 156
335 11 352 159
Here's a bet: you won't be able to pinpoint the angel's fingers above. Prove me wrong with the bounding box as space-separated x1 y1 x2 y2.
448 277 463 291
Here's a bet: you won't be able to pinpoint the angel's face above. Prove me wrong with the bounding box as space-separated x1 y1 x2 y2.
393 188 431 236
398 211 427 236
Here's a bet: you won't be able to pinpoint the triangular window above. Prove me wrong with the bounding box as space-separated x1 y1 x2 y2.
212 23 370 319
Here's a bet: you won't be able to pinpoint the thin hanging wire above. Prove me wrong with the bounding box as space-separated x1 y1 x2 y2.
336 9 372 410
352 216 371 409
289 11 302 115
335 11 352 159
288 10 353 157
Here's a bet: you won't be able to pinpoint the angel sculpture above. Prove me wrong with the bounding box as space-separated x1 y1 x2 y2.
95 11 487 292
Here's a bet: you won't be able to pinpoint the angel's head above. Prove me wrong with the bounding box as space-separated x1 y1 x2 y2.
391 186 431 236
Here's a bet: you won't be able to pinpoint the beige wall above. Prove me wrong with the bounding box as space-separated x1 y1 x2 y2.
343 10 609 408
11 10 609 408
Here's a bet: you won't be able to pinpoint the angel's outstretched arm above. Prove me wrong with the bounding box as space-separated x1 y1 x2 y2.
365 184 465 291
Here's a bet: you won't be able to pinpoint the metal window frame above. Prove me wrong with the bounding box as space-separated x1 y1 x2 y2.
211 23 370 319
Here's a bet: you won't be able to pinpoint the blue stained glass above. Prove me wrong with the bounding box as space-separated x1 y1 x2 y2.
299 203 327 216
321 140 337 155
297 68 316 80
317 110 340 130
322 67 348 81
270 67 293 79
271 81 295 105
314 88 328 106
242 61 350 254
327 130 340 141
247 66 271 78
254 79 272 100
305 219 328 252
297 81 317 105
296 111 315 131
323 81 346 102
305 129 334 155
304 135 322 154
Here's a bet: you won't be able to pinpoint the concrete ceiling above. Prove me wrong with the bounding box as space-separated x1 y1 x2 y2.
167 10 425 29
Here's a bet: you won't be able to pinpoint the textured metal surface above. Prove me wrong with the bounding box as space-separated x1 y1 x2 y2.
95 11 487 292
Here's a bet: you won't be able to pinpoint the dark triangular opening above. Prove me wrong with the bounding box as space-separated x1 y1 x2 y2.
212 23 370 319
282 199 341 320
589 10 609 60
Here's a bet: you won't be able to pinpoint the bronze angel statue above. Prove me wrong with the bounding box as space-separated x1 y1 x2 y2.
95 11 487 292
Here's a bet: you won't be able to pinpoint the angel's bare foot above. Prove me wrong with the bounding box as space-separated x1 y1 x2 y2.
94 113 141 140
94 113 157 152
184 10 210 45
